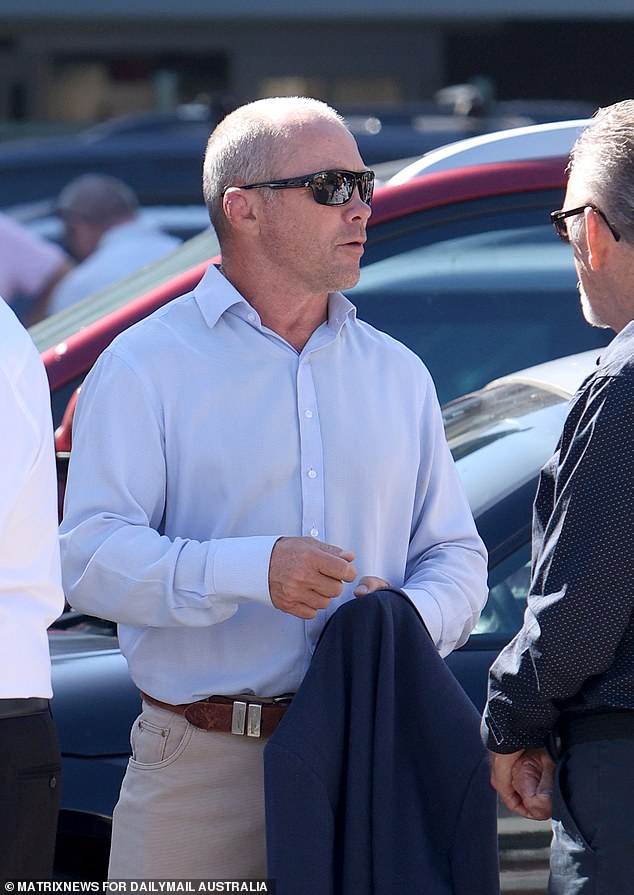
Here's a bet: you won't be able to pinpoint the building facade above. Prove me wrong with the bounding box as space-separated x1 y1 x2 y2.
0 1 632 128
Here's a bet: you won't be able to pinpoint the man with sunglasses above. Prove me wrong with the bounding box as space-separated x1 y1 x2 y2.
483 99 634 894
60 96 487 881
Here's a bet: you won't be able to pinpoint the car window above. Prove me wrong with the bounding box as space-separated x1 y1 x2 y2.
349 221 610 404
473 546 531 637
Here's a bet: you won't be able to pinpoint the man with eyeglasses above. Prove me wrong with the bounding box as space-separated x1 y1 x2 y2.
483 99 634 894
60 96 488 881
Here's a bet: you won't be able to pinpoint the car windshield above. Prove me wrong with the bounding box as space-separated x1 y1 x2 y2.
444 379 570 517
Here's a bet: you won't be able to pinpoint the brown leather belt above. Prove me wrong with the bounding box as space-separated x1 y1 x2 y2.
140 691 291 738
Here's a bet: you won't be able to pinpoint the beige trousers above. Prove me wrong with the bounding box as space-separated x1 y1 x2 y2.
108 700 268 880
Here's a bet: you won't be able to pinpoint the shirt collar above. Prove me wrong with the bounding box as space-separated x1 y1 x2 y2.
193 262 357 335
592 319 634 374
192 263 250 329
327 291 357 334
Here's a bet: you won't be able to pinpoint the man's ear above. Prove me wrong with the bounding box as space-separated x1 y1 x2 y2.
222 187 259 233
585 205 611 271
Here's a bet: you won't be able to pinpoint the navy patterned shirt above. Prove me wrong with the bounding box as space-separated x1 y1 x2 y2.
483 321 634 753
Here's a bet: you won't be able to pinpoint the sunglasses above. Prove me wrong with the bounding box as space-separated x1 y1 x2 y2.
235 169 375 207
551 204 621 243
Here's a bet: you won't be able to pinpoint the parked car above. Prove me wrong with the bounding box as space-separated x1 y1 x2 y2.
47 347 601 877
0 101 484 209
0 104 229 210
49 619 136 877
0 98 595 210
442 348 600 708
388 118 590 184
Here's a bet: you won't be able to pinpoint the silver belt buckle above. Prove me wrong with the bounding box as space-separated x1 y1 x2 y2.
231 700 248 735
230 700 262 737
246 703 262 737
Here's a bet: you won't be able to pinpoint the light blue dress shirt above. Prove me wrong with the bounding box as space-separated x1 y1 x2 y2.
60 264 487 703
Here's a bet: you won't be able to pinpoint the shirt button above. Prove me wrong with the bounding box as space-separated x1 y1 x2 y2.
247 313 256 322
307 468 317 479
310 528 319 538
304 409 313 419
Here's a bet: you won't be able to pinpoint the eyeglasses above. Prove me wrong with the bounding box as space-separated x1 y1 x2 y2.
234 169 375 207
550 204 621 243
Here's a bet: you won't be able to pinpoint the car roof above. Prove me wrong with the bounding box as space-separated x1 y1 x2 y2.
359 154 567 224
388 119 588 184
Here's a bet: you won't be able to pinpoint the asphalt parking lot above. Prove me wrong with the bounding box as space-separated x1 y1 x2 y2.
498 807 550 894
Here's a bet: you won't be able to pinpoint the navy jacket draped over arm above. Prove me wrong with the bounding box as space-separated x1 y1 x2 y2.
264 589 499 895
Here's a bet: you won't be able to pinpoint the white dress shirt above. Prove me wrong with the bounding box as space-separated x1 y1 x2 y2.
48 218 181 315
60 264 487 704
0 299 64 697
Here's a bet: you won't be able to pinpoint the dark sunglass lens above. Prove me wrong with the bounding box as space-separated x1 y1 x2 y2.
359 172 374 205
330 172 354 205
308 171 374 206
308 172 350 205
556 219 569 242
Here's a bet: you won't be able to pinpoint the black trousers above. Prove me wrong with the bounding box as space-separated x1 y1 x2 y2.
550 738 634 895
0 708 61 881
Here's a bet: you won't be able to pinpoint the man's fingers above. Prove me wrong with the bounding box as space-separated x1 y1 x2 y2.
490 748 554 821
317 541 356 561
269 536 357 618
493 772 536 819
317 554 357 584
284 597 324 620
489 751 527 815
512 749 554 820
316 542 357 582
354 575 390 596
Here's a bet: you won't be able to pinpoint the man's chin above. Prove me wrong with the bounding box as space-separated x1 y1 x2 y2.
333 268 361 293
581 293 610 329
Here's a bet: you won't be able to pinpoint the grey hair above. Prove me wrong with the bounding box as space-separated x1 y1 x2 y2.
569 100 634 246
202 96 345 239
56 173 138 225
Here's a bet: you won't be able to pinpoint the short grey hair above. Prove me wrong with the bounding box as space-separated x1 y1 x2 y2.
57 173 138 226
202 96 345 240
569 100 634 246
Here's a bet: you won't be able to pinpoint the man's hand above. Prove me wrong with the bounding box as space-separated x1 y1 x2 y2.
354 576 390 596
269 537 356 619
489 747 555 820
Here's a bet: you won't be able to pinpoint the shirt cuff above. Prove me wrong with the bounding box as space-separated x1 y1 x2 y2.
401 586 444 652
210 535 281 605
